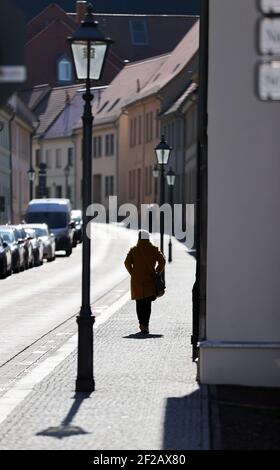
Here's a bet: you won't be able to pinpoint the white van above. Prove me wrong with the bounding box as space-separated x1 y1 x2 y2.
25 199 74 257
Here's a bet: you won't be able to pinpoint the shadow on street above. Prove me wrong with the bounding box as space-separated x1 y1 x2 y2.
123 333 164 339
163 388 209 450
37 393 91 439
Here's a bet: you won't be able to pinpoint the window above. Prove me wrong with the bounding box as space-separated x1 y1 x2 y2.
130 120 133 147
145 167 149 195
105 134 115 156
138 116 142 145
156 109 160 139
0 196 5 213
35 149 41 167
68 147 74 167
129 20 149 46
130 120 137 147
105 176 114 197
145 113 149 142
93 136 102 158
58 57 72 82
150 111 153 141
26 211 67 229
56 185 62 198
45 149 52 169
56 149 62 168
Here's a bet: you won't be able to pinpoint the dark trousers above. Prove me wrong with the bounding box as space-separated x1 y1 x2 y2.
136 297 153 327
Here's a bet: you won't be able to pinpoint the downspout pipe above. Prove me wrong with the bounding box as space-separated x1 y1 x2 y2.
192 0 209 361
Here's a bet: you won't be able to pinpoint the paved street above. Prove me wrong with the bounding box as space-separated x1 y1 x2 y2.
0 224 135 367
0 228 208 450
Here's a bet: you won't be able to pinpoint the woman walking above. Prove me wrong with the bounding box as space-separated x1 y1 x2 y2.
124 230 166 334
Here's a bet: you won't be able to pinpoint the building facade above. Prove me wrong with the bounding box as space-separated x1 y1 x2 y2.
0 107 12 224
199 0 280 387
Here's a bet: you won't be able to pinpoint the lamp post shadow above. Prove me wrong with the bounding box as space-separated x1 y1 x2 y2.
37 392 92 439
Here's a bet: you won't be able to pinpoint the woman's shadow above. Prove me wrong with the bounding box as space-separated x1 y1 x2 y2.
123 333 164 339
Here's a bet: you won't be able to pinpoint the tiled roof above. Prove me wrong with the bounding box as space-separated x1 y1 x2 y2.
21 84 81 137
124 20 199 106
8 94 38 129
44 87 106 139
162 82 198 116
19 84 51 111
73 54 168 128
93 14 198 65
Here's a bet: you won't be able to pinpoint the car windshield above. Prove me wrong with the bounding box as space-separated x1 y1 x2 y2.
25 229 35 238
71 211 82 221
26 212 67 229
0 231 15 243
31 227 48 237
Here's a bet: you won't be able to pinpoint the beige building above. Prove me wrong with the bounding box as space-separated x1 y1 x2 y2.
73 54 167 211
9 95 37 223
0 95 36 224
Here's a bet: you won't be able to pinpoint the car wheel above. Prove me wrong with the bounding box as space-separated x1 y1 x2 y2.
65 245 72 257
0 262 7 279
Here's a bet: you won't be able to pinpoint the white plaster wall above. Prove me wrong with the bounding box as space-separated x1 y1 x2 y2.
207 0 280 344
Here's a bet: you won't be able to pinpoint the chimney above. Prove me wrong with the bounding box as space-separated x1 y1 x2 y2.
137 79 141 93
76 1 87 23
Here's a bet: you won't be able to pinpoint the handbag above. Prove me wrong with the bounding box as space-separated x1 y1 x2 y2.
155 272 166 298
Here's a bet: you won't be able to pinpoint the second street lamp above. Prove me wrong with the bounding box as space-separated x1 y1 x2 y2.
27 167 36 201
154 135 172 254
166 167 176 263
68 3 113 393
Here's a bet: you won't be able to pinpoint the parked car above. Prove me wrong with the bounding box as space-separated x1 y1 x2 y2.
25 224 55 262
25 199 74 257
10 225 34 269
24 227 44 267
0 226 25 273
71 209 83 246
0 235 12 278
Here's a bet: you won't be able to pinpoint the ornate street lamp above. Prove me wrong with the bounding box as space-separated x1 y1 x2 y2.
154 135 172 254
64 164 70 199
166 167 176 263
27 167 36 201
68 3 113 393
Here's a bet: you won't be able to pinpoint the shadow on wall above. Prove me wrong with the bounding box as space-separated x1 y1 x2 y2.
163 386 210 450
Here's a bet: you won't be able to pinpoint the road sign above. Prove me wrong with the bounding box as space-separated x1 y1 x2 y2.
258 61 280 100
260 17 280 54
260 0 280 14
0 0 26 106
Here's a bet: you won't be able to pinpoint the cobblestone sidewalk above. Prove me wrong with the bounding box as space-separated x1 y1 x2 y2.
0 240 210 450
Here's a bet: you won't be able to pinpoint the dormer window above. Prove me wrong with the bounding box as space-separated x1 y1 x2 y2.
58 56 72 83
129 20 149 46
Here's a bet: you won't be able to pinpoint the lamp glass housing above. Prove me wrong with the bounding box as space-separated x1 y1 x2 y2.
71 41 107 80
27 168 36 182
155 136 172 165
153 166 159 178
156 148 171 165
166 171 176 186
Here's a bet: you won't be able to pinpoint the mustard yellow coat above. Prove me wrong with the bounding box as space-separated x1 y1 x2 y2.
124 240 166 300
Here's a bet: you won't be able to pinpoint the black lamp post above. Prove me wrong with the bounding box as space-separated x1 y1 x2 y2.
154 135 172 254
64 164 70 199
68 3 113 393
166 167 176 263
27 167 36 201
